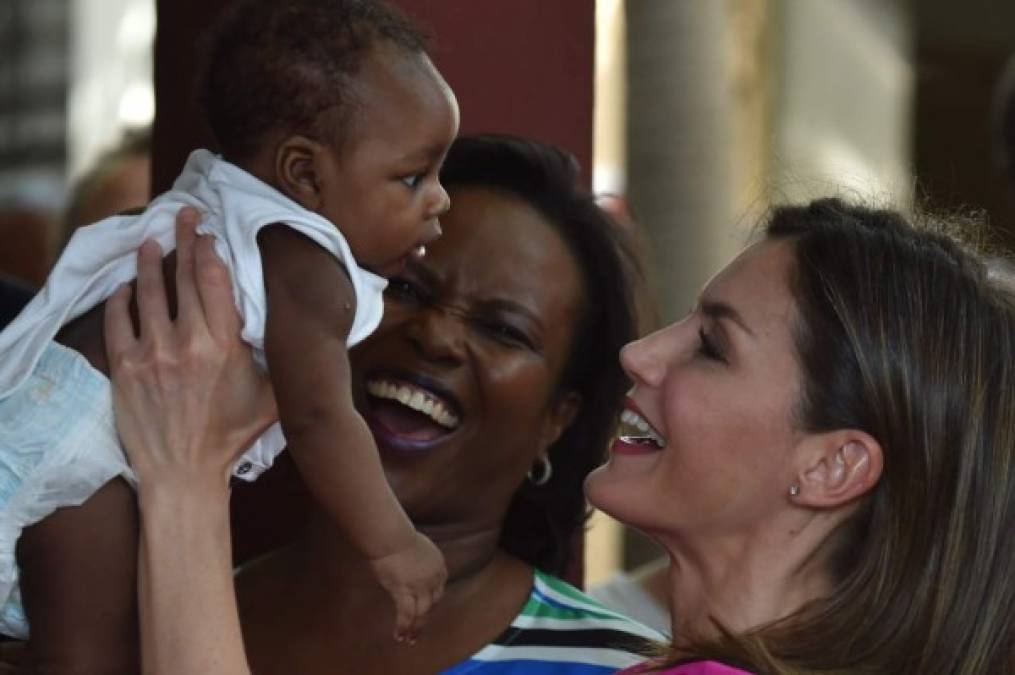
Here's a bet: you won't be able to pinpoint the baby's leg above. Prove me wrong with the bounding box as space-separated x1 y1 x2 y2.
17 478 139 674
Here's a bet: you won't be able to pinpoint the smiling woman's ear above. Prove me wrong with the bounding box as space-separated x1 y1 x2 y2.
538 391 582 451
793 430 883 508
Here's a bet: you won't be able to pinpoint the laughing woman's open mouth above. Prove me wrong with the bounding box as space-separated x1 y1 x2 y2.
363 371 463 453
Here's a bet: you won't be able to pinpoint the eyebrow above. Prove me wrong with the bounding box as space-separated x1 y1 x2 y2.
700 300 756 339
399 142 447 164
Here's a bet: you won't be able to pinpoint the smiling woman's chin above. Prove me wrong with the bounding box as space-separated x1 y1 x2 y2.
583 463 655 527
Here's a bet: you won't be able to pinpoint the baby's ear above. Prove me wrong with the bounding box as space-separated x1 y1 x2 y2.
275 136 327 210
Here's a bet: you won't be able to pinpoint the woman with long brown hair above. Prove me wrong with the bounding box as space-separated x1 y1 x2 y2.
587 198 1015 674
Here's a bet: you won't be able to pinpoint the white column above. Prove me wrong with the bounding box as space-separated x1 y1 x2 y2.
625 0 748 322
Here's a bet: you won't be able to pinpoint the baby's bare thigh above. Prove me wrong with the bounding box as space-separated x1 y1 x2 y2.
17 477 139 674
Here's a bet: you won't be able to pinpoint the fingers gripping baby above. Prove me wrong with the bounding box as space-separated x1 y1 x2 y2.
0 0 458 667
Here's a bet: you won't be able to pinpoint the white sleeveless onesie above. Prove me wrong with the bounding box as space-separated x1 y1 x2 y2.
0 149 386 636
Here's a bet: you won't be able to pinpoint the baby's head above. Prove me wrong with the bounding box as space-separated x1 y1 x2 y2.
199 0 459 276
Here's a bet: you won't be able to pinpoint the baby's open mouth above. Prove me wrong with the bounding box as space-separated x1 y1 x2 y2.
617 409 666 449
365 376 460 444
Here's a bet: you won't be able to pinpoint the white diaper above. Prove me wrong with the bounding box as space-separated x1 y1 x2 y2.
0 341 130 638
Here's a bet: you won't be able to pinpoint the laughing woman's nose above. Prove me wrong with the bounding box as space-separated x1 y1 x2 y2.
406 307 467 366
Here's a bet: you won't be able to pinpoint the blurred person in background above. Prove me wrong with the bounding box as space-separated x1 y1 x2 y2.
0 131 150 366
0 207 55 288
61 129 151 250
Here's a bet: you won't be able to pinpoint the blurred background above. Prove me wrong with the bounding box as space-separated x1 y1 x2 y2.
0 0 153 284
1 0 1014 584
588 0 1015 587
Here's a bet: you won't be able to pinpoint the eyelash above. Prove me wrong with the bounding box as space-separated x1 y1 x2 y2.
474 318 532 349
697 327 725 362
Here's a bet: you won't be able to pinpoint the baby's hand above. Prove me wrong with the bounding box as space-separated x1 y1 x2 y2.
367 531 447 644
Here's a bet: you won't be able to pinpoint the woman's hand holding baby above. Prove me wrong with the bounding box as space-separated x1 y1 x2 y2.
105 206 276 491
104 206 273 675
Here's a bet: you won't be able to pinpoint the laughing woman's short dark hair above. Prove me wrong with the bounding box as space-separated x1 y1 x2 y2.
440 134 641 574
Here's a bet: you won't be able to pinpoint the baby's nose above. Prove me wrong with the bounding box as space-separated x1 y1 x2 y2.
432 184 451 217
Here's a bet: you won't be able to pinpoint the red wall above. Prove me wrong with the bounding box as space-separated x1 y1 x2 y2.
396 1 594 183
153 0 594 191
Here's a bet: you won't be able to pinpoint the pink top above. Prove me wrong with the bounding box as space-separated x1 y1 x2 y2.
618 661 751 675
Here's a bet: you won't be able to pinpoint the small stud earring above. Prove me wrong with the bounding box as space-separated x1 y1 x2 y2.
789 483 800 497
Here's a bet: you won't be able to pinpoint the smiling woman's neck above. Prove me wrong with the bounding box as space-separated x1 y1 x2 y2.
423 523 508 582
657 522 837 640
301 508 509 588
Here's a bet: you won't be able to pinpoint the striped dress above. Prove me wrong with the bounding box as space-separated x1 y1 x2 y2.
440 570 665 674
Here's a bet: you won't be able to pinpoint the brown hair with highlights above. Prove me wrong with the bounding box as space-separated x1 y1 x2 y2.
662 198 1015 674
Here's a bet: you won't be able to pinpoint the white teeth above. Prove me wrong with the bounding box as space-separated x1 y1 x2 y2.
435 408 455 428
366 378 460 429
619 409 666 448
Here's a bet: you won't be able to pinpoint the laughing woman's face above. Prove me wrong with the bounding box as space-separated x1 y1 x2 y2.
585 239 806 543
350 186 584 531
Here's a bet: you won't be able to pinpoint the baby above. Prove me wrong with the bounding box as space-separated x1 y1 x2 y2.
0 0 458 667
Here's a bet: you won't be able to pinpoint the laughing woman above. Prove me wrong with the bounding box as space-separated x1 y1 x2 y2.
586 199 1015 674
109 136 663 674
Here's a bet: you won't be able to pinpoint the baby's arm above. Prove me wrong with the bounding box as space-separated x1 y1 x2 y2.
258 225 445 641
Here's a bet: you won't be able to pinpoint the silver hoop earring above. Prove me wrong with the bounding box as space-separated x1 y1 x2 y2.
789 483 800 497
527 454 553 486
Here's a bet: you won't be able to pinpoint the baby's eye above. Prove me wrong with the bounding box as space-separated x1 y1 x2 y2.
400 174 423 189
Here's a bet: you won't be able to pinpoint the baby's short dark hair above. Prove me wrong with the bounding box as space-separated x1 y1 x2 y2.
198 0 429 162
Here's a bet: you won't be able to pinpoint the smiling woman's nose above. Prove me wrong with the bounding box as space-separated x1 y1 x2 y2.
619 327 671 388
